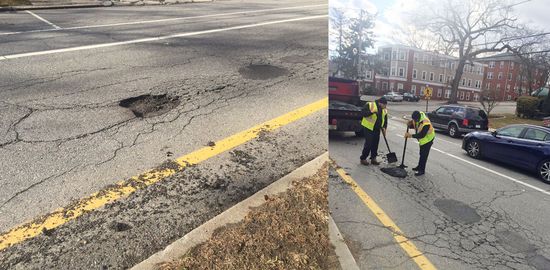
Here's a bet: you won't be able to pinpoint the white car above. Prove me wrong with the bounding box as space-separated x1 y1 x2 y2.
383 92 403 102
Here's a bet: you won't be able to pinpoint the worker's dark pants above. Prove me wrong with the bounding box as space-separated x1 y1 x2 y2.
360 128 380 160
417 139 434 172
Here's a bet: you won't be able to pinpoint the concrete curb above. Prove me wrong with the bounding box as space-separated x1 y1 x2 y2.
329 215 360 270
131 152 329 270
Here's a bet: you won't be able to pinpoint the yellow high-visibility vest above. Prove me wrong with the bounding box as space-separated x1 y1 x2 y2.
414 111 435 145
361 102 387 131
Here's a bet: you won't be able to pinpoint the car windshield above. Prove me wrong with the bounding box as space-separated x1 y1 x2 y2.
466 108 487 120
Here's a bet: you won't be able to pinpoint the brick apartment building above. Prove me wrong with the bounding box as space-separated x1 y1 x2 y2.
477 53 549 101
371 45 485 101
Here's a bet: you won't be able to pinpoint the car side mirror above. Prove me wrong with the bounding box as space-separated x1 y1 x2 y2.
491 130 498 137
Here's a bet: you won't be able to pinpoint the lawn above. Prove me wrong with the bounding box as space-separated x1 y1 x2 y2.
0 0 31 6
489 113 543 129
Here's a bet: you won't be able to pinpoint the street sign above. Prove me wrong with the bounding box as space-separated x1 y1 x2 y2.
424 87 433 97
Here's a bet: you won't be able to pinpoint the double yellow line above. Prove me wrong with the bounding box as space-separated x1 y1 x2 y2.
332 163 437 270
0 98 328 251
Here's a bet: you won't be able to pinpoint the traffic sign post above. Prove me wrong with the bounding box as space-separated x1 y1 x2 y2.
424 86 432 112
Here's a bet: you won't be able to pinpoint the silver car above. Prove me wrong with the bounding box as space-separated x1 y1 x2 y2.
383 92 404 102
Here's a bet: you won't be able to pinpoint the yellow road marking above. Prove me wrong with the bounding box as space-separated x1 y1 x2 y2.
0 97 328 251
332 163 437 270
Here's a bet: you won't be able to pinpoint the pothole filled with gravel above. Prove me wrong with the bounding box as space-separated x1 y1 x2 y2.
119 94 180 118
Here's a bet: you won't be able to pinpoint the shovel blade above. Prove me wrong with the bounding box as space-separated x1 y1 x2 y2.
386 152 398 164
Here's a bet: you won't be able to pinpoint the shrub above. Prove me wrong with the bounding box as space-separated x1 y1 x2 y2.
516 96 539 118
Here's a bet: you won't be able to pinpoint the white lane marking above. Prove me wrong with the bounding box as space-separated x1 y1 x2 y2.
394 133 550 196
25 10 61 30
0 15 327 61
0 4 327 36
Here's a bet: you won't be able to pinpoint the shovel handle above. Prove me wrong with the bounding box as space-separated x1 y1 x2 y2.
382 131 392 152
400 126 409 167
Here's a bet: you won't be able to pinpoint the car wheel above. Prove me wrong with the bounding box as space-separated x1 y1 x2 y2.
538 160 550 183
448 124 461 138
466 139 481 159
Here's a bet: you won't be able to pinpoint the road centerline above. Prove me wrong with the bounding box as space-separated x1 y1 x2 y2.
0 14 327 61
0 97 328 252
25 10 62 30
332 164 437 270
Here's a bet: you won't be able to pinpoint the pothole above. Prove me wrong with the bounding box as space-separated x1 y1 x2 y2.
119 94 180 118
238 64 289 80
109 221 132 232
496 230 537 254
433 199 481 224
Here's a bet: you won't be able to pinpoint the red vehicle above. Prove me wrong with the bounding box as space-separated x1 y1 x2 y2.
329 77 364 136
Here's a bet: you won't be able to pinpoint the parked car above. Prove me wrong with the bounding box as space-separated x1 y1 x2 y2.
403 92 420 102
383 92 403 102
427 105 489 138
531 87 549 98
462 124 550 183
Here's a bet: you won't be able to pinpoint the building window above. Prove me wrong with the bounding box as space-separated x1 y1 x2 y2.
497 84 501 90
487 72 493 79
382 82 388 90
384 53 389 60
508 73 512 80
430 72 434 81
500 61 504 68
366 71 372 79
414 54 419 62
445 89 451 99
468 79 472 87
422 71 427 80
466 92 470 100
392 51 397 60
451 62 455 69
390 82 395 91
391 68 396 76
507 85 511 91
398 83 403 91
507 95 512 100
413 69 417 79
498 72 502 79
474 93 479 101
460 91 465 100
478 66 483 75
437 89 442 97
421 86 425 94
399 67 405 77
399 51 405 60
439 74 443 82
447 76 451 83
475 80 480 88
412 85 416 95
489 61 495 68
462 78 466 86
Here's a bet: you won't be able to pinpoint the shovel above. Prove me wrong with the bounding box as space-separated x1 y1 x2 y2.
381 131 398 164
398 126 410 169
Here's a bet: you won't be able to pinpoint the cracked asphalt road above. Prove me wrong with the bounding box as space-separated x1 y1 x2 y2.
330 118 550 270
0 1 327 268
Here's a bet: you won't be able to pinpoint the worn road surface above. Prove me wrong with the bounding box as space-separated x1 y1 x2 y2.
0 1 327 268
330 116 550 270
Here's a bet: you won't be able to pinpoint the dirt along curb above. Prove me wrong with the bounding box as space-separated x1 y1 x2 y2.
131 152 357 269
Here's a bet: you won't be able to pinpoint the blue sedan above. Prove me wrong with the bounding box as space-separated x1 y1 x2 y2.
462 124 550 183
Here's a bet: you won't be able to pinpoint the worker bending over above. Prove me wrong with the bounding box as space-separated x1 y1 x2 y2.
405 110 435 176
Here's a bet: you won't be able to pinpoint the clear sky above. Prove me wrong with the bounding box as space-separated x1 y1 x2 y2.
329 0 550 52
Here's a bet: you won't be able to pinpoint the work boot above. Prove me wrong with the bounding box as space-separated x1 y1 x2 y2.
360 159 369 166
414 171 425 176
370 158 381 165
412 167 419 171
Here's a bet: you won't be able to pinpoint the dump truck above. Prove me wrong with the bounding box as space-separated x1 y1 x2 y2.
328 77 365 136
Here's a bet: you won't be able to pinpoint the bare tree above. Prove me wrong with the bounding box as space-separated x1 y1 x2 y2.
409 0 521 104
329 8 349 77
479 85 501 116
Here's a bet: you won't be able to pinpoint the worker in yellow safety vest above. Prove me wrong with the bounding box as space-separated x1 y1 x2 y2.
360 97 388 166
405 110 436 176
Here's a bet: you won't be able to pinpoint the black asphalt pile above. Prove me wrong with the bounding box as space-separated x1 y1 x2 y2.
380 167 408 178
159 163 341 270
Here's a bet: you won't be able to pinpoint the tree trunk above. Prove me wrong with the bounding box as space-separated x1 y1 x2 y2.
450 59 466 104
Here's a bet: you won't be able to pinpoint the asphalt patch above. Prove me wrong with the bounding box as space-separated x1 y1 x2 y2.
433 199 481 224
380 167 407 178
238 64 289 80
119 94 180 118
